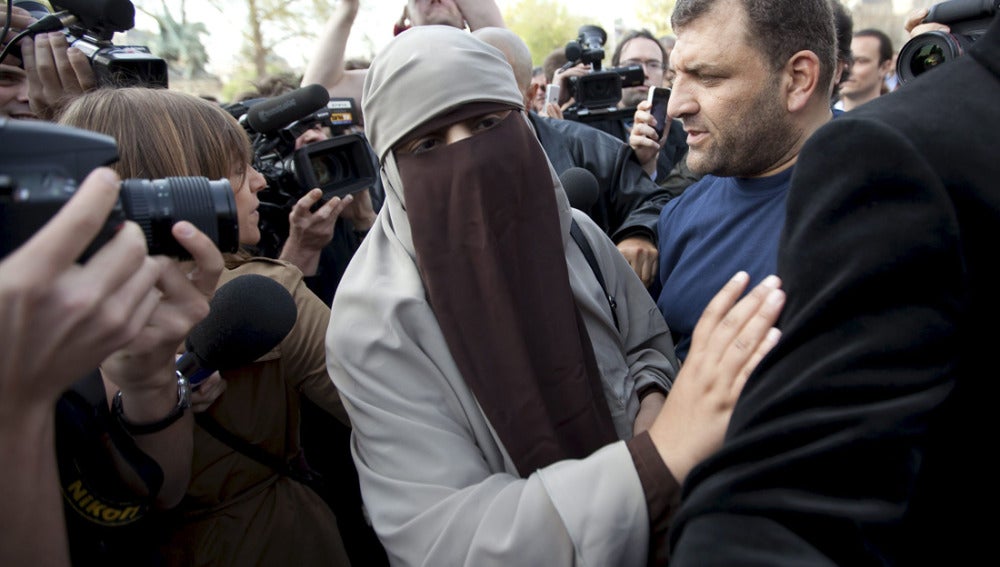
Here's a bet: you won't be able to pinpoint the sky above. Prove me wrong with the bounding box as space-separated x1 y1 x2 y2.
129 0 641 80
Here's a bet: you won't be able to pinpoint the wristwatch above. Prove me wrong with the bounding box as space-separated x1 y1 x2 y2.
112 372 192 435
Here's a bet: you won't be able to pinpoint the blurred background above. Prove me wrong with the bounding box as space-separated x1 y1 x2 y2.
121 0 932 102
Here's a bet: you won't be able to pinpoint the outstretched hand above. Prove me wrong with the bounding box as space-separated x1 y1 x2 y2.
647 272 784 484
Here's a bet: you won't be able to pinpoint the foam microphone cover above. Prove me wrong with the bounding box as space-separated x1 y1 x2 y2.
52 0 135 33
245 84 330 135
559 166 600 212
185 274 298 372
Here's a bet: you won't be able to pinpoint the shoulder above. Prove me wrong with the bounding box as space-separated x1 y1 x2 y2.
221 255 305 294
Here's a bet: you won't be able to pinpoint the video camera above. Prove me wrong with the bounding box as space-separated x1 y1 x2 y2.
0 117 239 261
4 0 167 88
561 25 644 122
897 0 998 86
225 83 378 258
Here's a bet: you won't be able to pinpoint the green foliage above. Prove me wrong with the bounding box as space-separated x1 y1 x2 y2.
503 0 594 67
634 0 676 38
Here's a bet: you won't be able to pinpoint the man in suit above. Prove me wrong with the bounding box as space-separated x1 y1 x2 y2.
669 10 1000 567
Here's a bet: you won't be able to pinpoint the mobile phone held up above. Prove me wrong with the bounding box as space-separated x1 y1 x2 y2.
647 86 671 139
545 84 561 107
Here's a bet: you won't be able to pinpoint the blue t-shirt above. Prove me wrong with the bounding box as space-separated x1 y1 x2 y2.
655 168 793 360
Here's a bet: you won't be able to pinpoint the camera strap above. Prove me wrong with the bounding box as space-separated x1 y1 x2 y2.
570 219 620 332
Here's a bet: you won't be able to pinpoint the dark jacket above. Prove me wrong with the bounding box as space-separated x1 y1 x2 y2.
528 112 671 244
669 14 1000 567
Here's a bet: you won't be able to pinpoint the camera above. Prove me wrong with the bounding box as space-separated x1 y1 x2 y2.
0 117 239 261
8 0 167 88
561 25 644 119
897 0 999 86
226 86 378 258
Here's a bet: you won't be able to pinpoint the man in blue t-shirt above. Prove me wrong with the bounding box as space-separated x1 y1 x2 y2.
648 0 839 360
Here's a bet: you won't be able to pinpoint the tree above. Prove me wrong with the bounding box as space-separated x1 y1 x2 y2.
133 0 210 79
633 0 676 38
503 0 593 67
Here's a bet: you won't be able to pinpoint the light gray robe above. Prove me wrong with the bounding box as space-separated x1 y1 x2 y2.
326 25 678 567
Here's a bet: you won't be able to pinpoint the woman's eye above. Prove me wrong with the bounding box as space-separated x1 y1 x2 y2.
473 113 506 132
409 138 441 155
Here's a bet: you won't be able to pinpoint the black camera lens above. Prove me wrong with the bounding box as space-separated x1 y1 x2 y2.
119 177 240 258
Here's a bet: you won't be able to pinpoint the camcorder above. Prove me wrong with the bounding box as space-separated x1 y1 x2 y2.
561 25 644 123
0 117 239 261
225 83 378 258
897 0 999 86
7 0 167 88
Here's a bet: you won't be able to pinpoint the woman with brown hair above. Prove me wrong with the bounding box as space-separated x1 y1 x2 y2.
59 87 352 567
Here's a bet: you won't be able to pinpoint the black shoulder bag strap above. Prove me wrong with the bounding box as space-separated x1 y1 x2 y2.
569 219 620 331
194 413 324 492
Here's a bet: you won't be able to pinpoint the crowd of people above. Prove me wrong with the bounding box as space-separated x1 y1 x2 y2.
1 0 995 565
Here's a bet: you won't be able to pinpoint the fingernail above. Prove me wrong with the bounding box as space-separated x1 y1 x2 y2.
762 274 780 288
174 221 194 238
766 288 785 305
765 327 782 343
731 271 749 283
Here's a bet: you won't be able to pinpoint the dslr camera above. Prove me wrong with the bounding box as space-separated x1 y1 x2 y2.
9 0 168 88
226 84 378 258
0 117 239 261
561 25 644 120
897 0 998 86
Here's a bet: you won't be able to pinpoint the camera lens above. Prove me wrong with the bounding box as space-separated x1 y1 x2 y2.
898 30 977 85
119 177 240 258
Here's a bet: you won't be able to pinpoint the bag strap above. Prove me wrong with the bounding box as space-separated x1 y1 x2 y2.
569 219 620 331
194 413 323 490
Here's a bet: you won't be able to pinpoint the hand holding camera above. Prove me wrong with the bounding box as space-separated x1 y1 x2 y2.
628 86 671 177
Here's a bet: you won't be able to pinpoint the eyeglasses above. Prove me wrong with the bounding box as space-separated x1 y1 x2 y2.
622 59 665 72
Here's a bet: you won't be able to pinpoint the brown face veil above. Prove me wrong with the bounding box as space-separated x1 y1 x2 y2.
361 26 616 474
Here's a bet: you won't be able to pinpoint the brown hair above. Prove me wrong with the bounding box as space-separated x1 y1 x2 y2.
58 87 253 188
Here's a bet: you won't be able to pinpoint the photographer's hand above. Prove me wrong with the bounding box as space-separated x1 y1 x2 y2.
905 7 950 37
629 100 667 177
1 5 34 55
21 32 95 121
342 188 377 233
279 188 353 276
0 167 163 567
100 220 224 508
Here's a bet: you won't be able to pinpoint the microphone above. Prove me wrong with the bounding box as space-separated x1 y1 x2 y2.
50 0 136 34
559 167 600 212
245 84 330 135
177 274 298 387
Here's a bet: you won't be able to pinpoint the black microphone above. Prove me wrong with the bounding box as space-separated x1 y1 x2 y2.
245 84 330 135
559 167 600 212
51 0 136 34
178 274 298 387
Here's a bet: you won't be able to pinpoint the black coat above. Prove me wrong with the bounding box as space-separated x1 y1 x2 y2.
670 14 1000 566
528 112 671 244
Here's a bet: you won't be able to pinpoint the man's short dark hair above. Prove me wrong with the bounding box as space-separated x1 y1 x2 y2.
672 0 836 93
611 29 667 67
542 47 568 83
854 28 894 64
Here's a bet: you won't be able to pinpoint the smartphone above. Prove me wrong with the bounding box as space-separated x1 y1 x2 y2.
545 84 561 107
647 86 671 139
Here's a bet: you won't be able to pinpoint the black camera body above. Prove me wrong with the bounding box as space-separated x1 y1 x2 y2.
562 25 644 121
0 118 238 261
230 93 377 258
11 0 168 88
897 0 999 85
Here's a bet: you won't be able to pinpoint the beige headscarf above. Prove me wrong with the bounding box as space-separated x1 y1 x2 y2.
351 25 617 475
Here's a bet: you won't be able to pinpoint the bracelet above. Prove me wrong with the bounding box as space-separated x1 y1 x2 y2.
112 372 191 435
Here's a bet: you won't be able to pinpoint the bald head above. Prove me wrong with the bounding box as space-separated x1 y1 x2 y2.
473 27 534 95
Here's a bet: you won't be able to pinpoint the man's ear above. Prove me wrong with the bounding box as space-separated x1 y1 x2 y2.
784 50 823 112
526 81 542 108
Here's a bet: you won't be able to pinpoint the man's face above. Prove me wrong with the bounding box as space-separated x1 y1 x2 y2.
841 36 888 100
617 37 664 108
667 4 796 177
0 57 34 119
408 0 465 29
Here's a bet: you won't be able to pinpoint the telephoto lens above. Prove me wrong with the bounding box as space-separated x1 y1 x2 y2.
117 177 240 258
